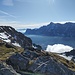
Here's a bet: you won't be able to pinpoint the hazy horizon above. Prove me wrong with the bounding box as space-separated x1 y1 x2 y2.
0 0 75 29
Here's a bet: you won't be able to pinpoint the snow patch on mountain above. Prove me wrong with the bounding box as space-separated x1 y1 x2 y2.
12 42 21 47
0 32 21 47
46 44 73 53
0 32 11 42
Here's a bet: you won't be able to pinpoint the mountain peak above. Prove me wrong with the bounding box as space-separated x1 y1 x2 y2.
50 22 54 24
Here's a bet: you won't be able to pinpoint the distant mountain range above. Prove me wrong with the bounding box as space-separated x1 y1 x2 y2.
25 22 75 37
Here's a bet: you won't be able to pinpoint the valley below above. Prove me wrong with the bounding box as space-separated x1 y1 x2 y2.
26 34 75 50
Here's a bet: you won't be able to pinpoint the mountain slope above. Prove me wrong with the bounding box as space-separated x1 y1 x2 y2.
59 49 75 63
0 26 75 75
25 22 75 37
0 39 24 61
0 26 32 49
7 48 75 75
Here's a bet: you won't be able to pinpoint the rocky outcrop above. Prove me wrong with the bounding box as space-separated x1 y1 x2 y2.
25 22 75 37
0 26 32 49
62 49 75 62
33 43 42 50
64 49 75 56
28 56 75 75
21 50 39 60
6 48 75 75
0 62 20 75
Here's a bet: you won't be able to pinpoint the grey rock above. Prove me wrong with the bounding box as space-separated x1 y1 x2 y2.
0 62 20 75
28 56 75 75
6 53 29 71
22 50 39 60
61 49 75 62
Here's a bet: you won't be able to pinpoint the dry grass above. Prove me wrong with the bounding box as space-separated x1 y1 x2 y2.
28 50 75 72
0 40 24 61
27 49 75 72
47 52 75 71
0 39 75 72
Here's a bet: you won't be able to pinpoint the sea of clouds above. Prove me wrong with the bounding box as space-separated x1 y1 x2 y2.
46 44 73 53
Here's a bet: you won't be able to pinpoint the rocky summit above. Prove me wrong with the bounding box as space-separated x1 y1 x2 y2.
0 26 75 75
0 26 32 49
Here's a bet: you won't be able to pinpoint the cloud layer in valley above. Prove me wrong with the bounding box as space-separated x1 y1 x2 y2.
46 44 73 53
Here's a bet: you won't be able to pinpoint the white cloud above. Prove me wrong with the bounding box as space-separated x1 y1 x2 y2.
0 21 18 29
3 0 13 6
46 44 73 53
54 21 75 24
0 21 50 29
9 22 50 29
26 22 50 28
0 10 16 18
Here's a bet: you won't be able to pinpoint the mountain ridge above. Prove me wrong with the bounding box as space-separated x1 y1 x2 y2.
0 26 32 49
25 22 75 37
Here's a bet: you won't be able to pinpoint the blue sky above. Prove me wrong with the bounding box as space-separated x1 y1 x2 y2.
0 0 75 29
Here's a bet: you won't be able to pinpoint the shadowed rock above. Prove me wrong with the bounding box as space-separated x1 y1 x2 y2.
0 62 20 75
6 53 29 71
22 50 39 60
28 56 75 75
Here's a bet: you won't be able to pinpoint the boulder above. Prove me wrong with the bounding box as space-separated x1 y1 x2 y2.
24 46 41 53
33 43 42 50
0 62 20 75
5 43 14 48
22 50 39 60
6 53 29 71
62 49 75 62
